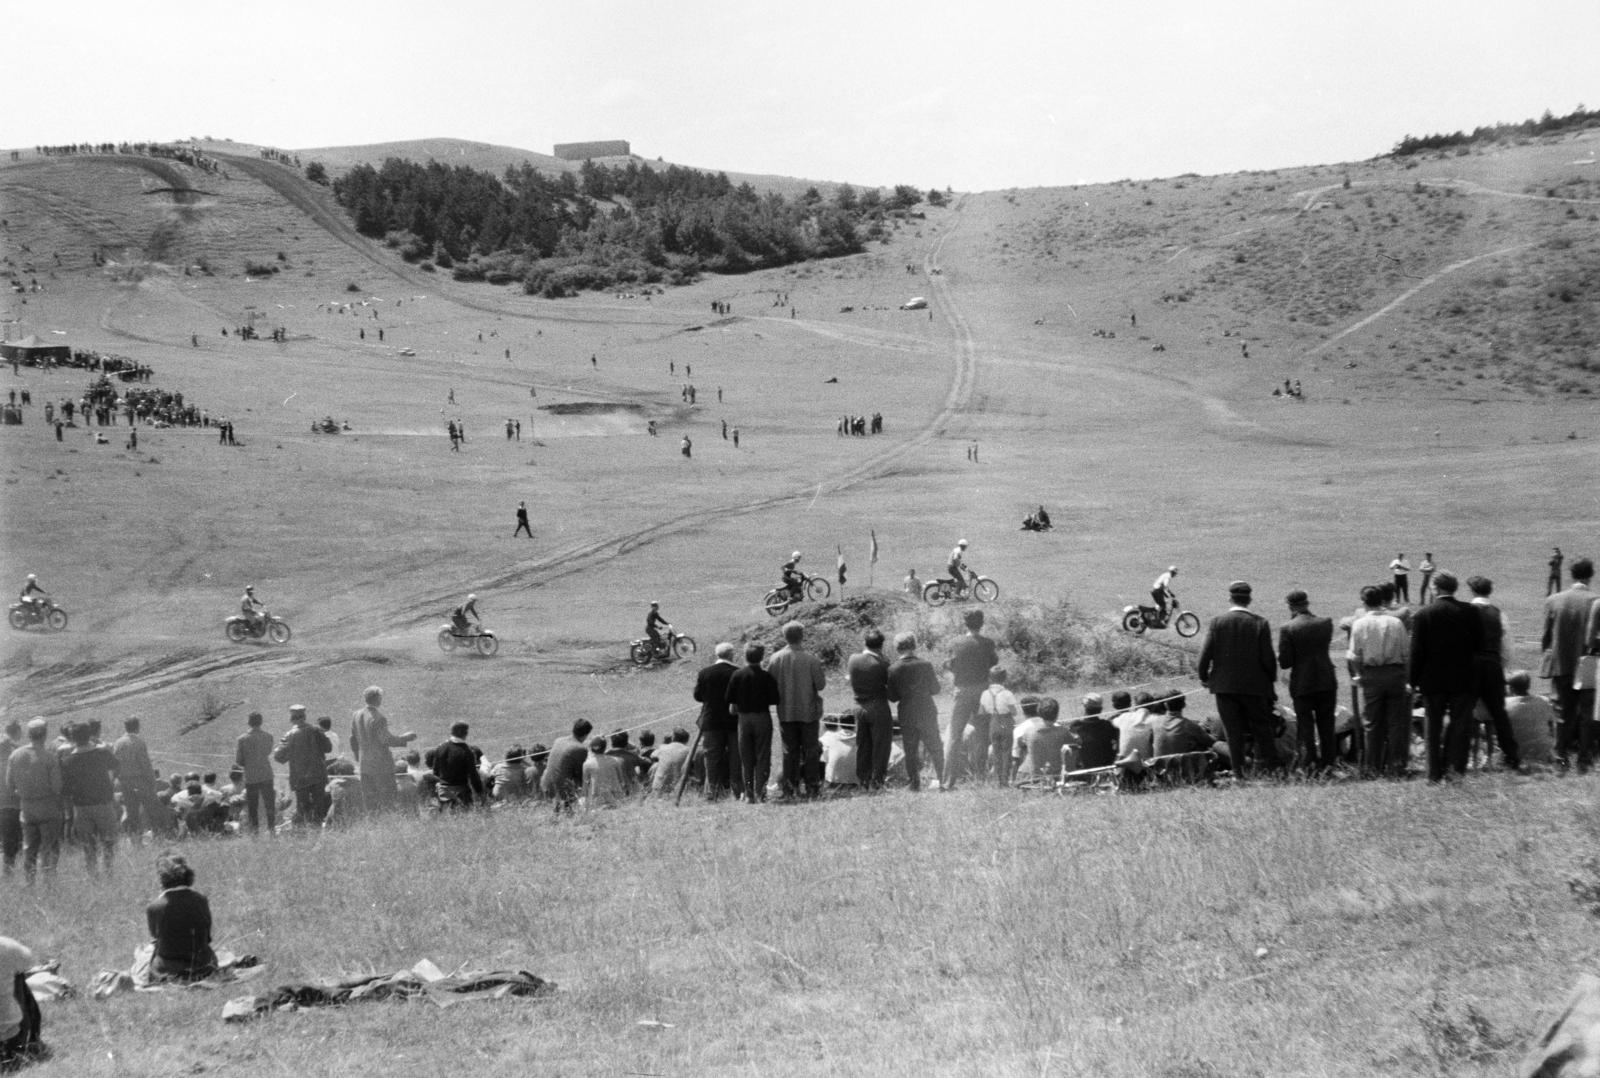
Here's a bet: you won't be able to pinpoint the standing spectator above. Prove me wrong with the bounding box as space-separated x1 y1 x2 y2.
727 642 780 803
980 668 1022 784
6 719 61 883
234 712 276 835
1196 581 1281 775
112 717 155 843
350 686 416 813
1278 590 1338 772
273 705 331 829
1418 553 1437 604
767 622 826 800
887 632 945 790
0 720 21 879
514 500 532 538
1390 553 1412 603
1409 571 1482 783
540 719 592 811
59 722 119 876
1548 547 1565 597
846 629 893 789
942 609 1000 789
1541 557 1599 772
430 722 486 811
317 717 340 760
1504 671 1558 766
693 644 740 801
1467 575 1521 770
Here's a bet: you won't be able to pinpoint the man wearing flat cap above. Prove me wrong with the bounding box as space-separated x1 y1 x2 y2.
1278 590 1338 772
1197 581 1282 775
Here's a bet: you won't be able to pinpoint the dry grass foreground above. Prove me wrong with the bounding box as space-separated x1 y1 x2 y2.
12 774 1600 1077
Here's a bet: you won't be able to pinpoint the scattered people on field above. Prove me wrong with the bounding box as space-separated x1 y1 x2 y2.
1548 547 1565 596
1417 552 1437 604
904 567 921 597
1389 553 1411 603
514 501 531 538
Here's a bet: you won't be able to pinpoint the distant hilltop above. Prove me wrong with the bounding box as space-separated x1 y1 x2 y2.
553 140 630 160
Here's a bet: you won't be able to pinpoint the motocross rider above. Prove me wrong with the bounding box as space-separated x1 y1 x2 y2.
947 540 970 594
645 600 672 652
452 593 481 636
19 574 48 616
241 585 266 632
781 552 804 599
1151 566 1178 621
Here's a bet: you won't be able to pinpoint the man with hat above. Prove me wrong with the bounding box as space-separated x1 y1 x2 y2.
1410 570 1483 782
1278 590 1338 772
273 705 331 828
1197 581 1281 775
5 719 62 882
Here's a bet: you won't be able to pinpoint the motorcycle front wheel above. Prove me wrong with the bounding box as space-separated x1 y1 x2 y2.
267 620 292 645
46 608 68 632
973 578 1000 603
475 633 499 657
673 635 697 659
7 608 27 630
1174 612 1201 638
806 577 831 601
437 628 457 652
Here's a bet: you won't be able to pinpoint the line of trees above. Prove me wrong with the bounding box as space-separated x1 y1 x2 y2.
1391 104 1600 157
330 157 938 296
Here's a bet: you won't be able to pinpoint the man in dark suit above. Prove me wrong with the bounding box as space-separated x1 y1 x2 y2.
1409 571 1482 782
1278 590 1338 772
1197 581 1280 775
1541 556 1599 771
692 643 741 801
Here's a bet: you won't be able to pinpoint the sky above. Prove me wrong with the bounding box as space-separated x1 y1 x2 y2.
6 0 1597 191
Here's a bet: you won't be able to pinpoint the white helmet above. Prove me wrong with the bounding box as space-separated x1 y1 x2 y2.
244 584 255 593
26 574 36 582
791 551 802 561
957 539 968 548
1168 566 1178 574
467 593 478 602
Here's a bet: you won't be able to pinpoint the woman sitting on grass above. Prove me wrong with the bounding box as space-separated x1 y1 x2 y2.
146 852 218 982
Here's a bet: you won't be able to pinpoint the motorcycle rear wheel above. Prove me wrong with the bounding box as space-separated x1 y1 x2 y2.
630 641 654 665
923 581 948 607
1120 609 1146 634
225 620 249 643
763 589 790 617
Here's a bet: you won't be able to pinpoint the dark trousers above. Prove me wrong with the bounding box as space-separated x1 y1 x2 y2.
1292 690 1338 771
943 686 988 789
899 710 945 790
292 784 327 828
737 713 772 802
854 701 893 788
244 781 276 833
1552 674 1598 772
1214 693 1281 774
1358 666 1411 775
700 724 739 799
779 721 821 796
0 806 19 875
1474 658 1520 767
1393 573 1409 602
1423 691 1476 781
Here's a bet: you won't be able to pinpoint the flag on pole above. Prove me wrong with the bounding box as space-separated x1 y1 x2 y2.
870 529 879 567
837 544 847 586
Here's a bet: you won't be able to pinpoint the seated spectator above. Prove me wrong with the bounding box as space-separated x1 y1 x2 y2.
1068 694 1118 769
0 935 43 1069
649 729 693 794
522 744 548 799
1151 691 1217 757
1505 670 1557 766
1016 698 1071 784
146 851 218 981
323 759 365 826
607 732 649 786
404 749 434 806
820 716 859 788
1117 694 1156 760
489 748 529 802
637 731 659 769
582 738 632 808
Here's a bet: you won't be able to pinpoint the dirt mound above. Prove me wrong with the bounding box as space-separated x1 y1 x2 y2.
538 402 647 416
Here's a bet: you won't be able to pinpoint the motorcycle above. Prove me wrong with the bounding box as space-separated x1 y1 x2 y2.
922 571 1000 606
1120 600 1201 638
762 572 832 617
225 611 292 645
437 623 499 656
629 628 697 665
8 599 68 633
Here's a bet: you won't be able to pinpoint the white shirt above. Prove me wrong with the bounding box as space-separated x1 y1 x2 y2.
0 936 36 1040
